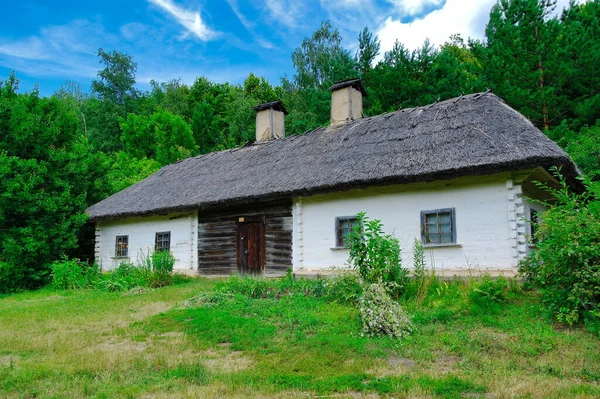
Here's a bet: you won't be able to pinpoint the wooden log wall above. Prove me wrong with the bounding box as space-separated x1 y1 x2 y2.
197 202 292 276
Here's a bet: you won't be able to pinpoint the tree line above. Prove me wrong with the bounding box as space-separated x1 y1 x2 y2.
1 0 599 292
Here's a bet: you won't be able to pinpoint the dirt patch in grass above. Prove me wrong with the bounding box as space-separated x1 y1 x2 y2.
462 393 498 399
203 350 254 372
367 356 417 377
94 337 149 353
488 374 592 399
0 354 21 367
470 328 515 351
134 301 173 319
431 352 462 374
322 392 383 398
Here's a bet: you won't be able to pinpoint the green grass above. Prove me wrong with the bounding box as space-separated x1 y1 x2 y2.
1 277 599 398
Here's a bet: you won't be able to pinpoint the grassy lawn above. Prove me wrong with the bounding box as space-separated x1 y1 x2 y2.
1 277 599 398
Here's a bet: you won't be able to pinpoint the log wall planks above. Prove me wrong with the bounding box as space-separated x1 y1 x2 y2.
197 202 292 276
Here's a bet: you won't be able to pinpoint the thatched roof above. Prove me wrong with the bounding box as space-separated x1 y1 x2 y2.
253 100 288 114
88 93 578 221
330 78 367 97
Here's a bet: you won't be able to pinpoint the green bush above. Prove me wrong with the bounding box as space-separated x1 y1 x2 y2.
95 250 177 292
407 238 435 305
519 171 600 325
0 261 41 294
347 212 409 298
359 283 413 339
323 270 364 304
51 258 100 290
468 275 508 314
97 262 151 292
150 250 175 287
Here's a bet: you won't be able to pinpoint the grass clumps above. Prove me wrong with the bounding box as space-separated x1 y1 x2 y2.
51 257 100 290
322 269 364 304
216 270 325 299
50 249 177 292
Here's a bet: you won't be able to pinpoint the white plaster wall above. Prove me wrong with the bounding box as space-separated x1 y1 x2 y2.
293 174 516 274
331 87 363 125
96 211 198 272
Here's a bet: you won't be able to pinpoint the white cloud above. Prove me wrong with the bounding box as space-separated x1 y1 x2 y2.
0 19 107 78
376 0 576 55
319 0 381 33
147 0 216 41
385 0 444 17
120 22 149 40
262 0 304 29
226 0 254 30
225 0 277 49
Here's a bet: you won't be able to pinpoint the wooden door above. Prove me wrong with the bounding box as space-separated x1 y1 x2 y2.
237 221 265 274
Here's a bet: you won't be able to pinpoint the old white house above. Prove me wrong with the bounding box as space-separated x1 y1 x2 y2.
87 79 580 276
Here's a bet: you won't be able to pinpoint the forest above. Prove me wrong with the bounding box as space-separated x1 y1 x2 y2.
0 0 599 292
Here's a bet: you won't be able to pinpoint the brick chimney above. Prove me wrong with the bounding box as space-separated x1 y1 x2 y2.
329 78 367 126
253 101 288 142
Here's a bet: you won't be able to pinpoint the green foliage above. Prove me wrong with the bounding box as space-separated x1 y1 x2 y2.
4 1 600 295
150 250 175 287
50 258 100 290
149 79 190 118
216 272 325 299
120 110 198 166
91 48 138 106
408 238 435 305
291 21 355 90
561 124 600 189
519 171 600 325
0 74 106 292
0 262 31 294
88 49 140 153
102 250 177 291
322 270 364 305
347 212 409 298
468 276 508 315
96 262 151 292
412 238 426 280
355 27 380 76
243 73 276 103
3 279 600 397
477 0 600 132
359 283 413 339
481 0 561 129
48 250 177 292
104 152 161 195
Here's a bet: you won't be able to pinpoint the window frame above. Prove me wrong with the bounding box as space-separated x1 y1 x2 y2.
155 231 171 252
335 216 358 248
420 208 457 246
529 208 540 245
114 235 129 258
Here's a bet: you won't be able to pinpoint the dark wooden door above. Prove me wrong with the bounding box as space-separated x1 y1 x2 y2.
237 222 265 274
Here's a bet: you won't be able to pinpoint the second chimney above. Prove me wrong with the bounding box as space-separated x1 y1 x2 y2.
253 101 288 142
329 78 367 126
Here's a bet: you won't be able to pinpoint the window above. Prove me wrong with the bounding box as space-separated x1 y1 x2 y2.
155 231 171 252
336 216 358 248
530 209 539 244
421 208 456 245
115 235 129 257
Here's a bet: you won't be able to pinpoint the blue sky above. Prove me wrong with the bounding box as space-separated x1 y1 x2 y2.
0 0 574 96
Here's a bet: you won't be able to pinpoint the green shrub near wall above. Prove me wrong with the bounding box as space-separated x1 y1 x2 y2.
520 171 600 327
